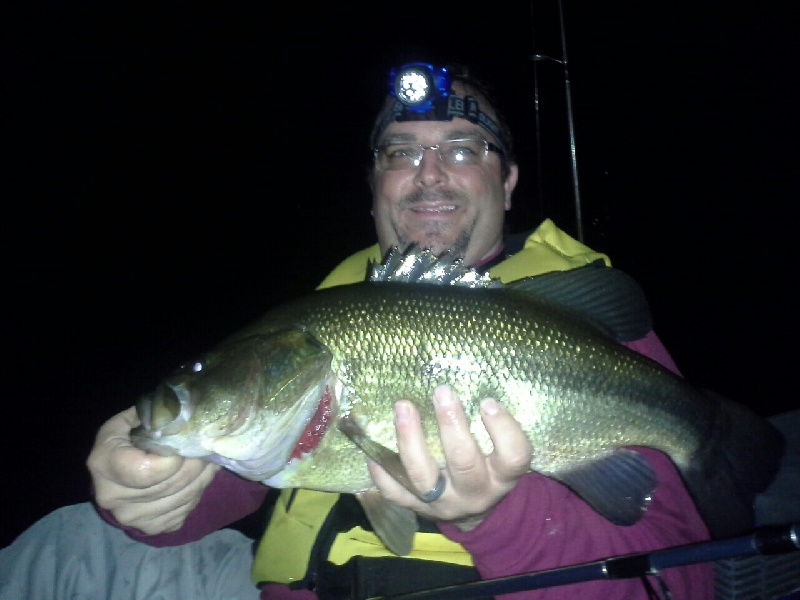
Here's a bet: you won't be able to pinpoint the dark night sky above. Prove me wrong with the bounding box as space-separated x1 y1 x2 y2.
2 2 798 548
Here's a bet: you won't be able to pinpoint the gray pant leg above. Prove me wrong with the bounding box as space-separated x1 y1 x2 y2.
756 409 800 526
0 503 261 600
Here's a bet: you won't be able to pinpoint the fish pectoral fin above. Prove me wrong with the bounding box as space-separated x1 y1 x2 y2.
338 414 423 499
356 491 418 557
555 449 657 526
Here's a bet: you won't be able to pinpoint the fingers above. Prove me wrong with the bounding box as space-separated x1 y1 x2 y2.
87 406 218 533
431 386 485 493
393 400 442 495
480 397 533 482
370 386 532 527
89 407 184 490
105 462 219 534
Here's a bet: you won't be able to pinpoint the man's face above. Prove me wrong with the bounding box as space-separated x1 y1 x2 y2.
370 87 518 267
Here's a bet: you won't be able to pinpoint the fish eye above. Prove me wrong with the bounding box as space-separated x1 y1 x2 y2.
173 357 206 375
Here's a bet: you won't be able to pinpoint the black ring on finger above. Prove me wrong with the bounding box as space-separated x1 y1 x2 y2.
420 472 447 503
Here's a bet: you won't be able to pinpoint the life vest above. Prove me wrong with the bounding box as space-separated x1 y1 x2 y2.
251 219 611 595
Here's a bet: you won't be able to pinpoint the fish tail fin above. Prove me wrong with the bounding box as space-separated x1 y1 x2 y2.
685 391 785 539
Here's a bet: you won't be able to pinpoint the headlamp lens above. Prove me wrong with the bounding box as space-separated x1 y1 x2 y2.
394 69 430 106
389 63 450 114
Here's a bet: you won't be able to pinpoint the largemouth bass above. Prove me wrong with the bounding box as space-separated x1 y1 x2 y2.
131 248 783 555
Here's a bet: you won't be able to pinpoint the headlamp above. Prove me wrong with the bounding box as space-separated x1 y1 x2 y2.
371 62 509 157
389 63 450 113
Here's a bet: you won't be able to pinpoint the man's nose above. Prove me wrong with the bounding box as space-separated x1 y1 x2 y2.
414 147 447 184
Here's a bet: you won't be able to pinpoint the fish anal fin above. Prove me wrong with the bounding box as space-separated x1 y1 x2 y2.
555 449 657 526
356 491 418 557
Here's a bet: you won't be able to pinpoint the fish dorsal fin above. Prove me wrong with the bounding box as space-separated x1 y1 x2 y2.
367 247 651 341
368 245 502 289
554 449 657 526
507 262 653 342
356 491 418 557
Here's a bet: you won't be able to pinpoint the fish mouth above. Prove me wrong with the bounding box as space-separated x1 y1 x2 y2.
130 329 337 477
130 382 194 454
130 373 333 474
134 383 191 435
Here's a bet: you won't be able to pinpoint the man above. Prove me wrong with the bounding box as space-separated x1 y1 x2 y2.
0 61 715 599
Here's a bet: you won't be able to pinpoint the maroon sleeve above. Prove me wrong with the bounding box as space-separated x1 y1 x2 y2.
95 468 269 547
439 448 714 599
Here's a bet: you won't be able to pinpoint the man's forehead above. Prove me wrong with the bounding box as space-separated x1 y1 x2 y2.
379 119 490 143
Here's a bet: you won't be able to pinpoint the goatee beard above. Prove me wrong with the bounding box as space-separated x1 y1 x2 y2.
396 226 471 261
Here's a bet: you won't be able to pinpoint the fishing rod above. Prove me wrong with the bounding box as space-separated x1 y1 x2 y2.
530 0 584 243
370 523 799 600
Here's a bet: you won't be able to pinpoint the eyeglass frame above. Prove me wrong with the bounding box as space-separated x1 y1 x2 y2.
372 138 505 171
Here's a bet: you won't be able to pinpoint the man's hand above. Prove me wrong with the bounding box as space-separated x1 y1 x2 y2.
87 406 219 535
367 385 532 531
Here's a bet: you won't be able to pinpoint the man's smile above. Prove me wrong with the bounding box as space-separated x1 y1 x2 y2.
409 204 458 214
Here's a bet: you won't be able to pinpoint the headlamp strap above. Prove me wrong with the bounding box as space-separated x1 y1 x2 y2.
449 96 506 154
373 95 508 156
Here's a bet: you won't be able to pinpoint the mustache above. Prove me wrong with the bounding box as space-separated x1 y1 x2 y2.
402 189 461 206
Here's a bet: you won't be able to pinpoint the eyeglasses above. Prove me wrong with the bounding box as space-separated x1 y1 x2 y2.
373 138 504 171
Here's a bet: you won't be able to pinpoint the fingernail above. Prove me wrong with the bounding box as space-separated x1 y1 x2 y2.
434 385 454 408
480 398 500 416
395 400 412 424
